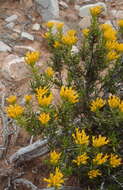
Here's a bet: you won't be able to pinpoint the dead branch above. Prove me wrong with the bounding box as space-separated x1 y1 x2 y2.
9 139 49 165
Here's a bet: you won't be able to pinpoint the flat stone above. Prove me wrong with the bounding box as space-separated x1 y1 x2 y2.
6 22 15 29
32 23 40 31
79 16 91 29
0 41 11 52
2 54 29 81
5 14 18 22
21 32 34 41
59 1 68 9
71 45 79 54
79 2 107 17
13 45 35 55
35 0 59 21
111 10 123 19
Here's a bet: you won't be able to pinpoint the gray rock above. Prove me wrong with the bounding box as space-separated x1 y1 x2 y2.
74 5 81 11
0 41 11 52
59 1 68 9
13 45 35 55
2 54 29 81
32 23 40 31
79 2 107 17
21 32 34 41
79 16 91 29
111 10 123 19
35 0 59 21
6 22 15 29
5 14 18 22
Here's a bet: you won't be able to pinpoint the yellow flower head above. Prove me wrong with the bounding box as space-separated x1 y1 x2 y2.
44 167 64 188
56 22 64 31
53 41 61 48
24 95 32 103
116 43 123 52
72 128 89 145
38 112 50 124
90 98 106 112
6 104 24 118
118 20 123 28
105 41 118 50
92 135 109 147
119 101 123 112
110 154 122 168
62 30 77 46
82 28 90 37
103 29 117 41
90 6 102 16
108 95 120 109
100 24 113 31
25 51 40 66
45 21 55 28
36 87 48 97
60 86 79 104
93 153 109 165
73 153 89 166
106 51 119 61
50 151 61 164
37 93 53 106
88 169 102 179
6 95 17 104
45 67 54 77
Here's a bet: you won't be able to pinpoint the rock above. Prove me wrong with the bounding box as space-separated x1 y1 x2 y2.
2 54 29 81
79 2 107 17
13 45 35 55
75 5 81 11
79 16 91 29
0 82 6 95
5 14 18 22
0 41 11 52
32 23 40 31
35 0 59 21
111 10 123 19
59 1 68 9
21 32 34 41
6 22 15 29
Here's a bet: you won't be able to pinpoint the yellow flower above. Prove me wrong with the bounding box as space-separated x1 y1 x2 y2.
116 43 123 52
24 95 32 103
36 87 48 97
88 169 102 179
45 21 55 28
50 151 61 164
105 41 118 50
90 6 102 16
73 153 89 166
53 41 61 48
44 167 64 188
92 135 109 147
100 24 113 31
38 113 50 124
25 51 40 66
109 154 122 168
117 19 123 28
37 93 53 106
56 22 64 31
103 29 117 41
106 51 119 61
72 128 89 145
62 30 77 46
6 95 17 104
119 101 123 112
6 104 24 118
90 98 106 112
82 28 90 37
60 86 79 103
45 67 54 77
108 95 120 109
93 153 109 165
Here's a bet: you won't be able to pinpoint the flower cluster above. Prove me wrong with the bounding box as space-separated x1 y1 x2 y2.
6 104 24 118
25 51 40 66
